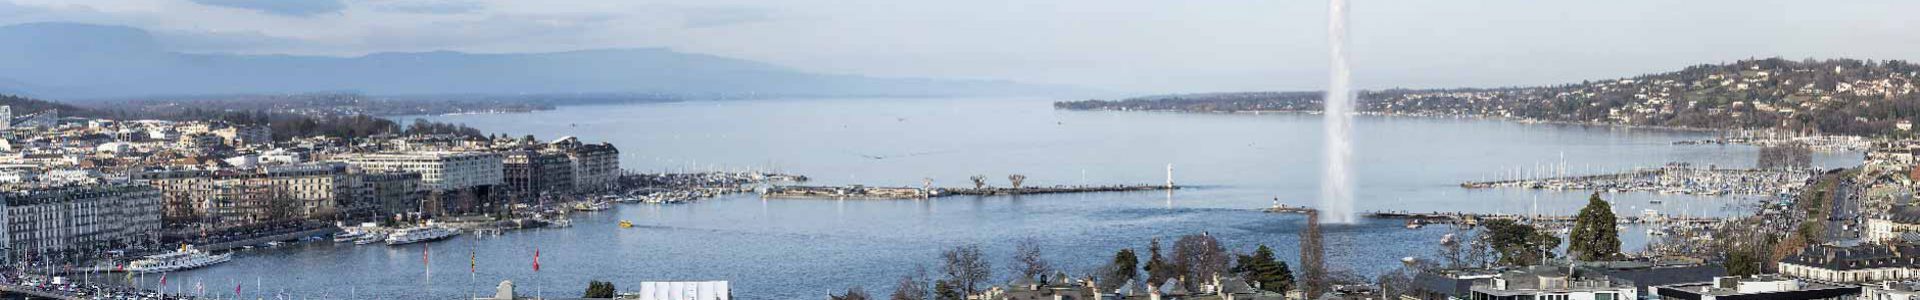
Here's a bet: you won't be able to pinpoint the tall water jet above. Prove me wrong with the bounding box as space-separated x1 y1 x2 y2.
1319 0 1357 224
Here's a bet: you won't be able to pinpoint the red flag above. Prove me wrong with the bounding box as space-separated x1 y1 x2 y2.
236 282 242 296
532 249 541 272
423 244 431 266
160 273 167 286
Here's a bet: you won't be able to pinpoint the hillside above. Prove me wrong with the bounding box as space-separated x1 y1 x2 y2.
0 22 1076 100
1057 58 1920 136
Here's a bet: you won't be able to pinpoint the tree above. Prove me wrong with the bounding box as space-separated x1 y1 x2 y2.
932 280 962 300
830 286 871 300
1568 193 1621 261
890 265 931 300
941 244 990 297
1232 245 1294 293
1009 237 1051 280
969 175 987 189
1008 174 1027 189
584 280 617 298
1144 238 1179 286
1172 233 1230 290
1482 219 1561 266
1099 248 1140 290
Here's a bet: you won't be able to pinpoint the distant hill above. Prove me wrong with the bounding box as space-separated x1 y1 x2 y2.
1059 58 1920 136
0 22 1077 100
0 94 98 118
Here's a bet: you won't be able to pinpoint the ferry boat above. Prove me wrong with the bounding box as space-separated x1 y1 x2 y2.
333 231 362 243
385 226 459 246
354 233 385 245
125 245 231 273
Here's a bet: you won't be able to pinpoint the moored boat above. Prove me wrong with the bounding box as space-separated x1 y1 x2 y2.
385 226 459 246
124 245 231 273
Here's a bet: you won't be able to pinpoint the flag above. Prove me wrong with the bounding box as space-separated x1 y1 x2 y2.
424 244 431 265
469 250 476 273
532 249 540 272
160 273 167 286
236 282 242 296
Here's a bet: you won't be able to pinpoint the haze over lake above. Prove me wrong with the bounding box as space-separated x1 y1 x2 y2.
161 97 1857 299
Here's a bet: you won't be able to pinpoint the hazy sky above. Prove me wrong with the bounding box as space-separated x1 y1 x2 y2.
2 0 1917 94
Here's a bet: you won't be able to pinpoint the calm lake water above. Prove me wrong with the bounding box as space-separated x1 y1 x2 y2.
154 97 1857 299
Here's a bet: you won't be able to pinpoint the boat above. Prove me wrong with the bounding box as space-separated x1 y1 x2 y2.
1404 219 1424 229
1649 200 1664 204
124 245 231 273
354 233 385 245
619 220 634 228
333 231 362 243
385 226 459 246
573 201 613 211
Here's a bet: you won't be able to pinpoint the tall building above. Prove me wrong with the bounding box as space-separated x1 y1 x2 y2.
502 149 574 202
339 152 505 216
550 137 619 193
1 183 163 259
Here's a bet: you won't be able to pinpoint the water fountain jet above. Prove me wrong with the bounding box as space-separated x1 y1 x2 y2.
1319 0 1357 224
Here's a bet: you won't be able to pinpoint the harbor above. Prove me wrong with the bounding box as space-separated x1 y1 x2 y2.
761 184 1179 200
1459 163 1820 197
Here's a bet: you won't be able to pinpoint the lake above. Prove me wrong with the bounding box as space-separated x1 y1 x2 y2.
156 97 1858 299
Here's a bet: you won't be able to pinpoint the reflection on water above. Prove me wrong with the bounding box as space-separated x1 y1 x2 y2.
161 98 1860 299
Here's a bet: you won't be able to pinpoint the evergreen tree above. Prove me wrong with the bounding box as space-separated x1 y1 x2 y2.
1101 248 1139 290
584 280 616 298
1569 193 1621 261
1144 238 1178 286
1231 245 1294 293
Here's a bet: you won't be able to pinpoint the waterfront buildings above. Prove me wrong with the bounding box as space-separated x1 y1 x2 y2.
637 281 731 300
136 163 360 226
0 183 163 259
1867 206 1920 244
551 137 619 193
501 149 574 202
1652 275 1860 300
340 151 506 216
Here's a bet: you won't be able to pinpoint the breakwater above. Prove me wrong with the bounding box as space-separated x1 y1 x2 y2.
1460 165 1818 197
762 184 1178 200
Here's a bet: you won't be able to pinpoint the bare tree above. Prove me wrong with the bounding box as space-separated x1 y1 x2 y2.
1008 174 1027 189
1010 237 1052 280
1172 233 1230 290
889 265 931 300
941 244 991 297
969 175 987 189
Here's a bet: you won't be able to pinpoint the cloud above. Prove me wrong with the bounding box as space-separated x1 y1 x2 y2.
189 0 345 17
368 0 482 15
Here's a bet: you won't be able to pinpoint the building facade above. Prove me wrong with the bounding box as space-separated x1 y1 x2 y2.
1653 276 1860 300
551 138 618 193
2 183 163 259
502 149 574 202
1779 244 1920 284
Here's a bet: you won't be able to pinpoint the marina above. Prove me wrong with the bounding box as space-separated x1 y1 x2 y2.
1459 164 1820 197
761 184 1179 200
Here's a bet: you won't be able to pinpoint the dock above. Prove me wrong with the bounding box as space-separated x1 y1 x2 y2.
1364 211 1724 226
762 184 1178 200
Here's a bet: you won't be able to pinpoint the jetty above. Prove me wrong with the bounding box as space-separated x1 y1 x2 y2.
1459 164 1817 197
1364 210 1724 226
762 184 1178 200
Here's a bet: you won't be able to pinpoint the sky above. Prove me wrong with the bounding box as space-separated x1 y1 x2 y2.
1 0 1917 94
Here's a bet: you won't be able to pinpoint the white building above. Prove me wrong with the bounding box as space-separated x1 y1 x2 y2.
637 281 730 300
340 152 504 191
1 183 164 259
1468 265 1637 300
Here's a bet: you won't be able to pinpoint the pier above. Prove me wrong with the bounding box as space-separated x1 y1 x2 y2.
762 184 1179 200
1459 165 1817 197
1363 210 1724 226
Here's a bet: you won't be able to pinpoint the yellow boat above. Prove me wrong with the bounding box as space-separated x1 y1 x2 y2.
618 220 633 228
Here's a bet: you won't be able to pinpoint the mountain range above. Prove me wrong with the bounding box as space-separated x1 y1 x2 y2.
0 22 1075 100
